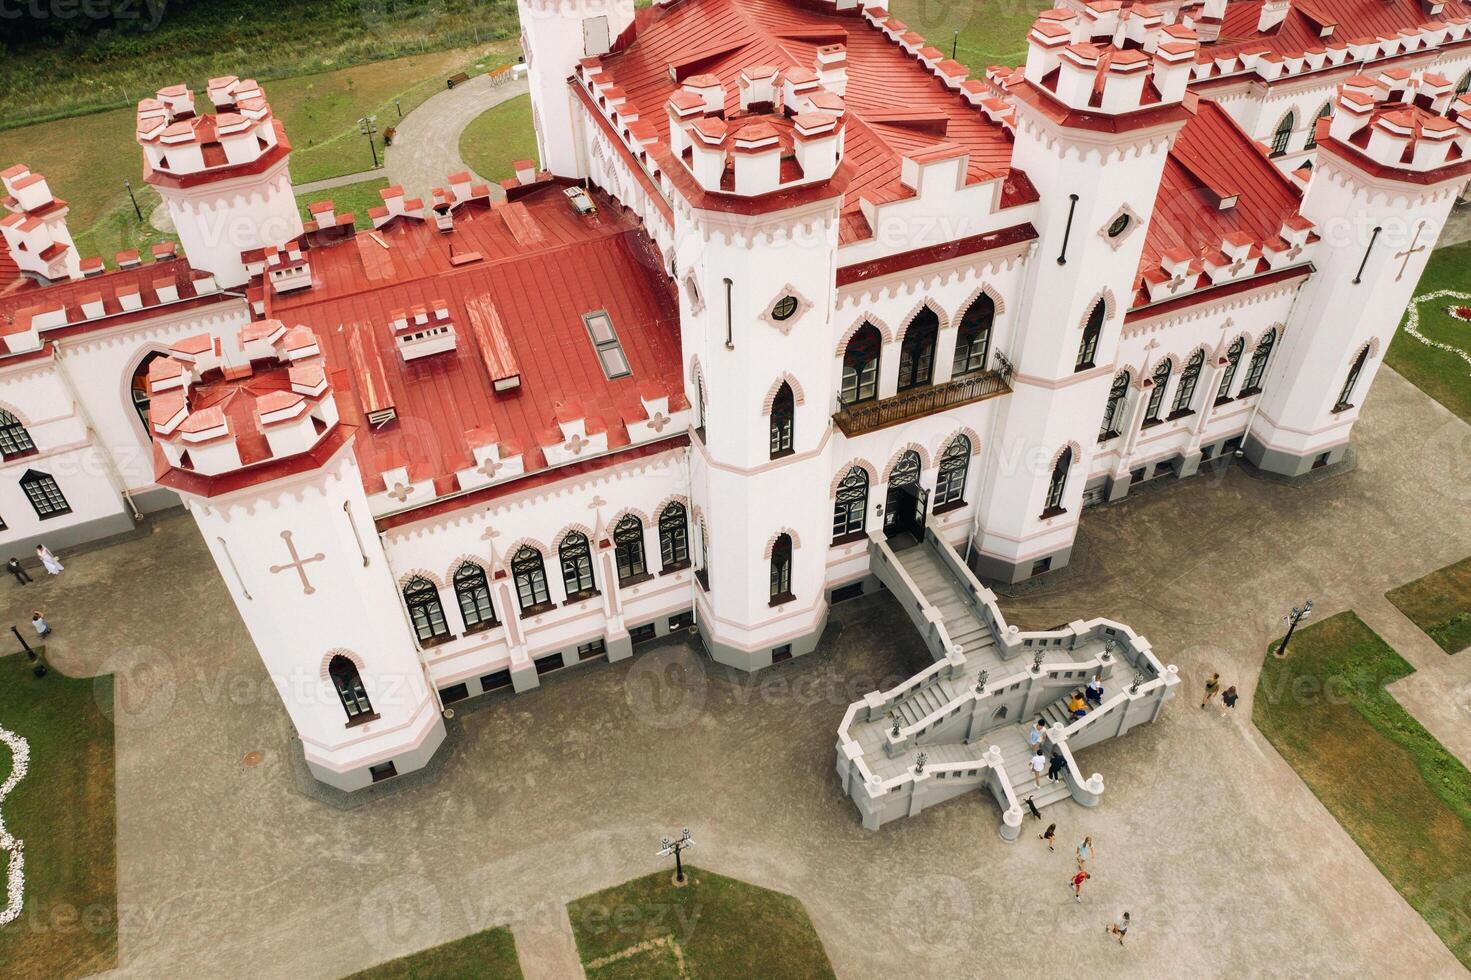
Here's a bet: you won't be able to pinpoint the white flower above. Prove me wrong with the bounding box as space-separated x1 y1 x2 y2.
0 725 30 926
1405 290 1471 374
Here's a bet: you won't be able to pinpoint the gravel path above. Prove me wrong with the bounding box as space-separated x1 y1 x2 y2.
384 73 529 203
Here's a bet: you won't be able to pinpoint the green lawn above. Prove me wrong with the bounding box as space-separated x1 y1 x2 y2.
298 179 393 232
0 0 520 126
344 925 522 979
0 45 511 270
1388 556 1471 654
1254 611 1471 969
567 867 835 980
887 0 1052 69
0 651 118 980
458 95 539 184
1390 240 1471 424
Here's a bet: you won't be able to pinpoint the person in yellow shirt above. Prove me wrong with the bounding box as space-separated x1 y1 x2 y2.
1068 692 1087 719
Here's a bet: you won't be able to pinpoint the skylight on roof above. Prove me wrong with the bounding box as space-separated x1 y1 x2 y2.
583 310 631 380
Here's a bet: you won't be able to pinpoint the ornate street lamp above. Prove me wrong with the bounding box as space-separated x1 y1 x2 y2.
658 828 694 884
1276 599 1313 658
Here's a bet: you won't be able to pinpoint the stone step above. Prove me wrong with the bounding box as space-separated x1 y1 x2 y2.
1012 782 1073 810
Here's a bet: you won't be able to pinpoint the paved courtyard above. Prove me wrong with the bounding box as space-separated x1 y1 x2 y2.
7 365 1471 979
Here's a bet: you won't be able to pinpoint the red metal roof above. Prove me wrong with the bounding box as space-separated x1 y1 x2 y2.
1137 98 1305 304
1199 0 1469 63
264 184 684 497
601 0 1022 243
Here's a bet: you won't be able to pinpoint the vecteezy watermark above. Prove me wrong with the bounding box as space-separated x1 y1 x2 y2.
0 0 167 29
623 644 708 729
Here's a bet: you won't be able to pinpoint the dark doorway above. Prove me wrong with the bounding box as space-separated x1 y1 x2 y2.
883 450 926 545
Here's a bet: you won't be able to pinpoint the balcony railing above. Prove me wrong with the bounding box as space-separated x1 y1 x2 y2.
833 370 1012 437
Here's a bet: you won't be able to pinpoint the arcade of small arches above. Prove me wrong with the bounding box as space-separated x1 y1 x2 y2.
837 293 999 407
831 433 978 546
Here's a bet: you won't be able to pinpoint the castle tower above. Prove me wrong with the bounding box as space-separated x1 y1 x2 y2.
1246 72 1471 475
150 320 444 791
137 77 303 289
667 68 848 669
517 0 636 178
0 165 81 283
970 13 1198 583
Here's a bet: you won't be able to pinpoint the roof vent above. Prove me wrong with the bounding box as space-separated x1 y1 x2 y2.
565 186 599 216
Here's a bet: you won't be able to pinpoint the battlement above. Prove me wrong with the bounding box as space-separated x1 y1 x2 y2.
136 76 288 183
1023 10 1200 117
1321 69 1471 177
0 164 79 283
149 320 339 479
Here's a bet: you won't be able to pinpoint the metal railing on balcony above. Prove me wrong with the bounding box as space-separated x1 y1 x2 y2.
833 370 1012 437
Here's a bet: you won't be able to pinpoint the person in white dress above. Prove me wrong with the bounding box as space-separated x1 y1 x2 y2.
35 544 63 576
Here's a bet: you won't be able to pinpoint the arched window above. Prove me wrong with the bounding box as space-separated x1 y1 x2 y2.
1241 328 1276 395
1143 359 1171 425
0 409 36 459
403 576 450 644
19 469 68 518
832 466 869 542
453 562 497 632
1075 300 1104 371
329 655 375 724
695 374 707 439
1457 70 1471 96
1334 346 1370 411
512 546 551 613
953 295 994 377
1304 102 1332 150
1171 350 1205 416
613 515 647 584
841 323 881 404
769 533 793 603
1043 448 1072 517
559 531 597 599
1099 371 1129 442
769 382 794 459
1271 110 1295 156
129 352 169 437
934 435 971 508
658 503 690 571
898 308 938 390
1217 338 1246 403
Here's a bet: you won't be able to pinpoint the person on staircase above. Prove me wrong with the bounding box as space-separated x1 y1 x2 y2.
1068 691 1088 719
1085 674 1104 707
1028 718 1047 750
1048 747 1066 783
1030 747 1046 787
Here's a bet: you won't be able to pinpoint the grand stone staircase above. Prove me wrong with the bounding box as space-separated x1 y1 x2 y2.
834 522 1179 833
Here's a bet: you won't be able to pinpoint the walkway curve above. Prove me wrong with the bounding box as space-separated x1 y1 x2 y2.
383 73 530 205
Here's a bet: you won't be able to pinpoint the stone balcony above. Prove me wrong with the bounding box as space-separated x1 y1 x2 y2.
832 370 1011 437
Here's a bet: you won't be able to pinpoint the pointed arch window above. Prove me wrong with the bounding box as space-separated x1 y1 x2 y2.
1240 328 1276 395
1271 111 1295 156
1075 300 1105 372
1304 102 1332 150
404 576 451 644
1142 360 1172 426
769 533 794 604
19 469 69 519
512 546 551 613
613 515 648 584
840 323 881 404
934 436 971 508
1099 371 1129 442
832 466 869 543
952 295 994 378
658 503 690 571
559 531 597 600
769 382 794 459
329 655 376 725
0 410 36 459
1334 346 1370 412
1217 338 1246 403
1171 350 1205 417
453 562 497 632
898 308 938 390
1042 448 1072 518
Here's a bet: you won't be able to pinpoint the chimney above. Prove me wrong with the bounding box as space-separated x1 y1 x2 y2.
732 121 782 195
683 75 725 114
793 113 843 182
667 91 706 157
815 44 849 95
738 66 779 111
1257 0 1290 33
513 159 537 184
686 118 729 190
1100 50 1150 112
1055 44 1102 108
1025 18 1074 84
1153 38 1199 103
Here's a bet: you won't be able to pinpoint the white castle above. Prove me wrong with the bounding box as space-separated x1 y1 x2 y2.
0 0 1466 820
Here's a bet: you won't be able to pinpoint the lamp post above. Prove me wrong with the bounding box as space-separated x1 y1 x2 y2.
1275 599 1313 658
658 828 694 884
952 30 959 60
358 115 380 168
394 97 402 119
124 179 142 221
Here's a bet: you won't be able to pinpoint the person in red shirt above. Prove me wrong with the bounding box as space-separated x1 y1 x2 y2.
1070 868 1090 903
